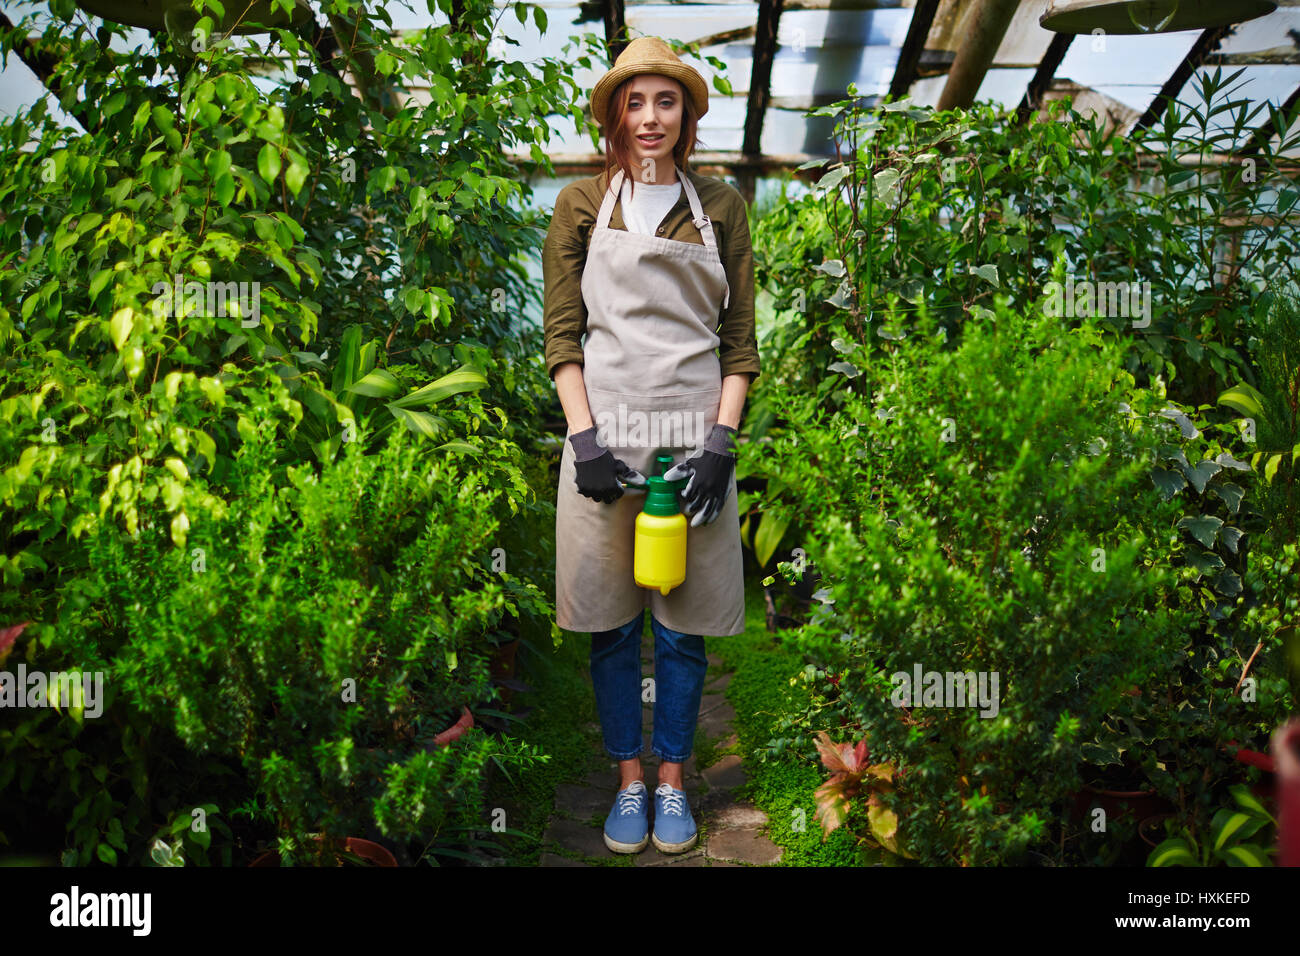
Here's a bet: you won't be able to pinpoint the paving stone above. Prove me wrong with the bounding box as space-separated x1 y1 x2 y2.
705 826 783 865
581 768 615 790
715 732 740 751
709 699 736 722
707 859 741 867
636 846 705 866
701 753 747 792
677 753 699 780
698 703 736 740
704 672 733 693
539 852 589 867
698 693 727 717
709 802 768 829
705 653 724 667
643 851 708 867
543 818 609 858
554 784 611 819
700 786 739 813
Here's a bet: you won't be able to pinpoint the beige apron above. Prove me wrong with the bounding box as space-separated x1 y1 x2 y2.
554 166 746 637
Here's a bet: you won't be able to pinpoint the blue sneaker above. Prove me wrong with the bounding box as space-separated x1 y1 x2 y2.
652 783 697 853
603 779 650 854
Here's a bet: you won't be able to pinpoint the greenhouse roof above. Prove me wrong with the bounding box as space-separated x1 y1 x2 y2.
2 0 1298 163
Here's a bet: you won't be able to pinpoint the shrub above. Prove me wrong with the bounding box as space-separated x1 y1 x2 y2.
88 421 549 864
760 299 1201 865
1 1 571 865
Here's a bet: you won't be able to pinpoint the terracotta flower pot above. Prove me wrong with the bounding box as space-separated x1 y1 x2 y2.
249 836 398 867
1139 812 1177 848
432 706 474 747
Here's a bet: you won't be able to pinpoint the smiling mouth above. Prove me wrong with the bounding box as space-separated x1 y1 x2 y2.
637 134 664 145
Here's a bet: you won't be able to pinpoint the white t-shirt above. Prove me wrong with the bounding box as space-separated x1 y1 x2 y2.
618 177 682 236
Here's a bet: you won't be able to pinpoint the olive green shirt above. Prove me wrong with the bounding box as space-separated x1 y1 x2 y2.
542 166 761 385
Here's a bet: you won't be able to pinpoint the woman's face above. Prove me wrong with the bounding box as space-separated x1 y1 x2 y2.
622 74 683 182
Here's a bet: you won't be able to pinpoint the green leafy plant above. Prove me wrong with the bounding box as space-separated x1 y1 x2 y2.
760 292 1199 865
1 0 572 865
1215 285 1300 539
91 421 549 864
147 803 233 867
1148 784 1276 866
743 71 1300 866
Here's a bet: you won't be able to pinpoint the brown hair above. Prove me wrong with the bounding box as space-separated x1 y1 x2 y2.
602 75 699 202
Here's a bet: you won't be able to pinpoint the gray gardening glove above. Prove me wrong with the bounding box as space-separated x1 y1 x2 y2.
663 423 737 527
569 426 648 503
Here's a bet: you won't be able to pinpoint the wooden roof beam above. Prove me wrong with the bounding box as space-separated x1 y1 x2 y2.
888 0 941 99
936 0 1020 111
1016 32 1073 122
604 0 628 61
742 0 784 159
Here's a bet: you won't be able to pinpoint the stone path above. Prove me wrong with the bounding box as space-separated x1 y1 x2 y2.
539 646 784 866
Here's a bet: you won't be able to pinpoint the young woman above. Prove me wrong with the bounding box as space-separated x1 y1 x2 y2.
542 36 761 855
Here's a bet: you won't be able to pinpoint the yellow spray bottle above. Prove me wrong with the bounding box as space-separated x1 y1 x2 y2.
634 454 687 596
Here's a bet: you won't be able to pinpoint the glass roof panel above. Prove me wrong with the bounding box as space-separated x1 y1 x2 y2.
767 42 901 99
1055 29 1200 114
1089 84 1164 121
693 93 748 148
623 2 758 46
771 7 913 50
1213 6 1300 57
1278 112 1300 159
909 75 949 109
973 67 1036 108
760 106 833 156
694 36 753 96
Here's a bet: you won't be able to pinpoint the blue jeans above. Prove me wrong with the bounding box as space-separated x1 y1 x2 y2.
589 608 707 763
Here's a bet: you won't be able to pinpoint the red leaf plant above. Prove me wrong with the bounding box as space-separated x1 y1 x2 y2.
813 730 913 858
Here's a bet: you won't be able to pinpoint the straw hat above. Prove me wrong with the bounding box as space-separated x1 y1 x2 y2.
590 36 710 129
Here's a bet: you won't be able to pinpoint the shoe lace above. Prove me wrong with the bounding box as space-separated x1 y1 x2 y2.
657 785 685 816
617 783 645 816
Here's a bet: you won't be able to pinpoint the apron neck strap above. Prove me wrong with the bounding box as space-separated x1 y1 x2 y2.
597 166 722 254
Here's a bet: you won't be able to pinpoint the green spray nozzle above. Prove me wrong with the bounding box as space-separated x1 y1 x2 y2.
644 454 686 516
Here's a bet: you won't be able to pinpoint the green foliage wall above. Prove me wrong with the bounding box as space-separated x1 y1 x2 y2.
744 78 1299 865
0 0 581 864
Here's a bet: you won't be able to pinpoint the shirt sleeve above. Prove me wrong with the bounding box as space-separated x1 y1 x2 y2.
542 184 589 381
715 186 761 385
